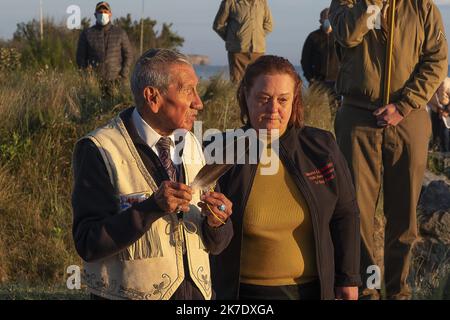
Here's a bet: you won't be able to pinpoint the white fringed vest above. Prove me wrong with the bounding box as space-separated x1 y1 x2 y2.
81 113 212 300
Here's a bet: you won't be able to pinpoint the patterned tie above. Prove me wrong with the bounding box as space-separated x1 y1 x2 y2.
156 136 177 182
157 136 187 253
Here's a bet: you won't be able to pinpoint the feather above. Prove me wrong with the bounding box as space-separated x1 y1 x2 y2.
190 135 250 191
190 163 234 191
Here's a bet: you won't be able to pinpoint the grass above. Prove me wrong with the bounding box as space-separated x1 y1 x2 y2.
0 68 129 289
0 283 88 300
302 81 334 133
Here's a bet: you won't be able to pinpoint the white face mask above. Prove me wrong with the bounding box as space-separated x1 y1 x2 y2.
322 19 332 33
96 13 110 26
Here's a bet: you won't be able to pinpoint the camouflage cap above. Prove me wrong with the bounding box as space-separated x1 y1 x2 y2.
95 1 111 12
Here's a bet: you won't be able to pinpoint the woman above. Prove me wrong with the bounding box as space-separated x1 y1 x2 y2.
211 55 361 300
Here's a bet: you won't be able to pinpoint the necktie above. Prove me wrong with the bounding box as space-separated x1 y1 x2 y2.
155 136 177 182
156 137 188 254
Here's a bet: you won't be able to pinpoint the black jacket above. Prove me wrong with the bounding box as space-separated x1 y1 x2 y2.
211 125 361 300
76 23 133 81
301 28 339 83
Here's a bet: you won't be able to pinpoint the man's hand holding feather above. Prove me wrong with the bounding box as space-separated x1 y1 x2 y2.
154 181 193 214
198 191 233 228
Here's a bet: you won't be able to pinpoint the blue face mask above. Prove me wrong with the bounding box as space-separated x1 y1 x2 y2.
322 19 332 32
96 13 110 26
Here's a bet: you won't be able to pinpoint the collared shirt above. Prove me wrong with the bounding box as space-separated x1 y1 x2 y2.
131 107 187 179
131 107 180 163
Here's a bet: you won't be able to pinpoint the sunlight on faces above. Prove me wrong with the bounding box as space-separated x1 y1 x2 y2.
158 63 203 132
246 73 294 135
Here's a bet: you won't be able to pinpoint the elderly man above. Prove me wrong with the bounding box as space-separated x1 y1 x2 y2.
76 1 132 98
213 0 273 83
72 49 233 300
330 0 448 299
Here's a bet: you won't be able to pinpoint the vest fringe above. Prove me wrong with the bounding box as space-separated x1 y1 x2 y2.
120 224 164 260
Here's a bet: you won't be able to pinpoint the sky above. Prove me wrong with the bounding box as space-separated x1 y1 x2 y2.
1 0 450 65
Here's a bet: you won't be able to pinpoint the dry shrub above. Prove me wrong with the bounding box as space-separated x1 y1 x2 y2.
302 82 334 133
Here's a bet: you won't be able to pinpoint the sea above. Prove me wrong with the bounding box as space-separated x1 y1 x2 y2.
194 65 450 81
194 65 304 82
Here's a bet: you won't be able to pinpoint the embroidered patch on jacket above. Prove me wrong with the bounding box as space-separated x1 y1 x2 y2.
119 192 151 211
305 162 336 185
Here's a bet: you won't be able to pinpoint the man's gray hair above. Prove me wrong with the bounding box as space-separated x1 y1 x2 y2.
130 48 191 107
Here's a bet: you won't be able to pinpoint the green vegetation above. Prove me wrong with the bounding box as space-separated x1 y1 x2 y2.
0 283 88 300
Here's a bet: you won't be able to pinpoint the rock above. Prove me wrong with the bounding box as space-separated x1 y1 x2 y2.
422 169 449 187
427 152 450 180
409 176 450 299
418 180 450 216
420 211 450 244
186 55 210 65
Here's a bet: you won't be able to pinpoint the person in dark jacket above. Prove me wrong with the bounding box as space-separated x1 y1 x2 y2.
301 8 339 86
211 55 361 300
301 8 341 112
76 2 133 97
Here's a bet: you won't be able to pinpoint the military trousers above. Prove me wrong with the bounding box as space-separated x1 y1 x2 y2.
335 104 431 299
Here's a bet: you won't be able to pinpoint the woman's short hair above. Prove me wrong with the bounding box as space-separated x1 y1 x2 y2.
237 55 304 128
